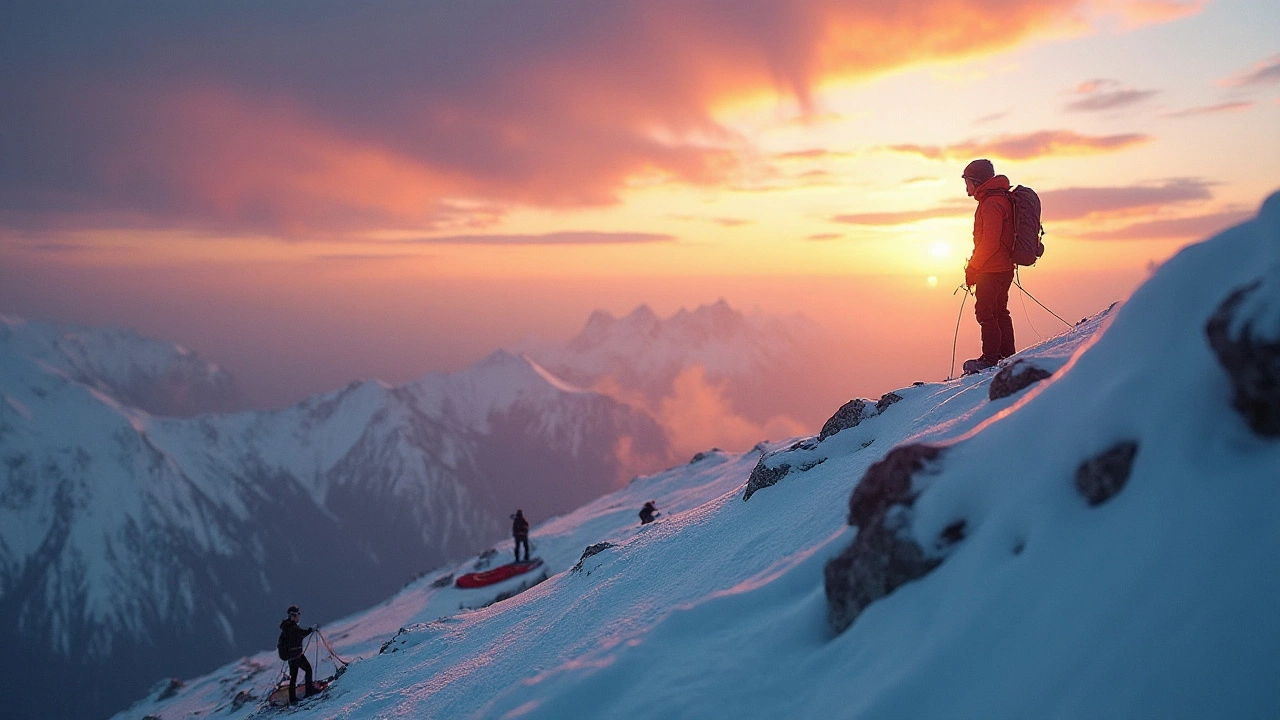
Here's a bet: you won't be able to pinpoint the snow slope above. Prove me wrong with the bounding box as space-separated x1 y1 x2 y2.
120 194 1280 719
0 340 666 720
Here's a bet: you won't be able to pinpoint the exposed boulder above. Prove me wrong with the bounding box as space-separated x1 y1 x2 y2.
875 391 904 414
824 444 947 634
847 444 944 526
1075 441 1139 506
819 392 902 441
1206 275 1280 437
742 460 792 501
989 361 1054 401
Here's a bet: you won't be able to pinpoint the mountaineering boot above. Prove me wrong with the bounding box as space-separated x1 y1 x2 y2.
962 357 997 375
306 682 317 696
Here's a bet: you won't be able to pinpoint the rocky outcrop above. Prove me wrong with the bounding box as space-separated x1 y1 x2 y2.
1206 275 1280 437
989 361 1054 401
818 392 903 441
1075 441 1139 506
571 542 614 573
689 449 722 464
742 460 793 501
823 444 947 634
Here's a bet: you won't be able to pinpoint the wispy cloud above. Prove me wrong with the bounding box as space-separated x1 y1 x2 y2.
887 130 1151 162
1162 101 1256 118
1065 79 1159 112
1040 179 1213 221
410 231 675 245
806 232 844 241
972 111 1011 125
832 206 968 226
1219 53 1280 87
1074 209 1251 240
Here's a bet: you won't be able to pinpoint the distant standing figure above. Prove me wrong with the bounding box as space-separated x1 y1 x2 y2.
511 509 530 562
961 158 1016 374
639 501 659 525
278 605 316 704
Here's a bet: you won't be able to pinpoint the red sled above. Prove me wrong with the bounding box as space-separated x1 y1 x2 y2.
267 678 330 707
455 558 544 589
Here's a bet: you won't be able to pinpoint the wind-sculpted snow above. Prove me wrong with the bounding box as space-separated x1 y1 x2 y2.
120 192 1280 720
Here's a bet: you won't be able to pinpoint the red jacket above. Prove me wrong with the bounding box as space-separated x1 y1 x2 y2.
966 175 1015 280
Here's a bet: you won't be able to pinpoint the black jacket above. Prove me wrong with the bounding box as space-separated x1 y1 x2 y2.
279 618 312 654
512 513 529 538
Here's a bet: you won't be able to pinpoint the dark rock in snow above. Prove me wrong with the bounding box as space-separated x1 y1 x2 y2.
875 391 904 414
742 460 791 501
824 511 943 636
571 542 615 573
689 448 722 463
989 361 1054 401
819 399 875 441
1206 278 1280 437
847 444 944 527
824 444 947 634
1075 441 1139 506
819 392 903 441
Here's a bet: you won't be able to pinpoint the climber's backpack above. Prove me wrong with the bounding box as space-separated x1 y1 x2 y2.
277 632 292 661
1007 185 1045 266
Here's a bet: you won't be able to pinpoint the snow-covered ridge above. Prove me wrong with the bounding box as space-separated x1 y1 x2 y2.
119 194 1280 719
0 329 670 719
0 314 241 416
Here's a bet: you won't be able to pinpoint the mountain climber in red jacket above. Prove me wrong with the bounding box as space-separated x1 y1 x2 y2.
511 509 530 562
961 158 1016 374
278 605 316 704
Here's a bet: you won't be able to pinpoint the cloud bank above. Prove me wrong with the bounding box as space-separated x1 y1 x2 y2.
0 0 1175 239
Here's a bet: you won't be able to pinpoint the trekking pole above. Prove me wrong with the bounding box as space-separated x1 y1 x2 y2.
1013 269 1073 329
948 283 970 380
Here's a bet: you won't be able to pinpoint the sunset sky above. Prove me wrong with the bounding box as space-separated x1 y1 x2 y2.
2 0 1277 422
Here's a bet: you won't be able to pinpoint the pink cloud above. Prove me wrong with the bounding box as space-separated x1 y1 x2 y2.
1219 53 1280 87
1065 79 1159 112
1162 101 1256 118
888 130 1151 162
1073 210 1251 240
411 231 674 245
1040 179 1213 221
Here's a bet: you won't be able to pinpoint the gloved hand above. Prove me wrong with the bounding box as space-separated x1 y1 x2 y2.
964 266 976 288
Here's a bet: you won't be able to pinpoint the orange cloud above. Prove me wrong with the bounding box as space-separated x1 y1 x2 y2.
4 1 1136 239
657 365 805 456
888 130 1152 161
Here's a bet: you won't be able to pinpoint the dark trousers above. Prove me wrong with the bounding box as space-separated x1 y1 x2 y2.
974 271 1015 362
288 654 313 701
514 535 529 562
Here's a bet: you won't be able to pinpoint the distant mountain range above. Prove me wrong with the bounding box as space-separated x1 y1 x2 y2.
0 316 669 720
523 299 825 441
